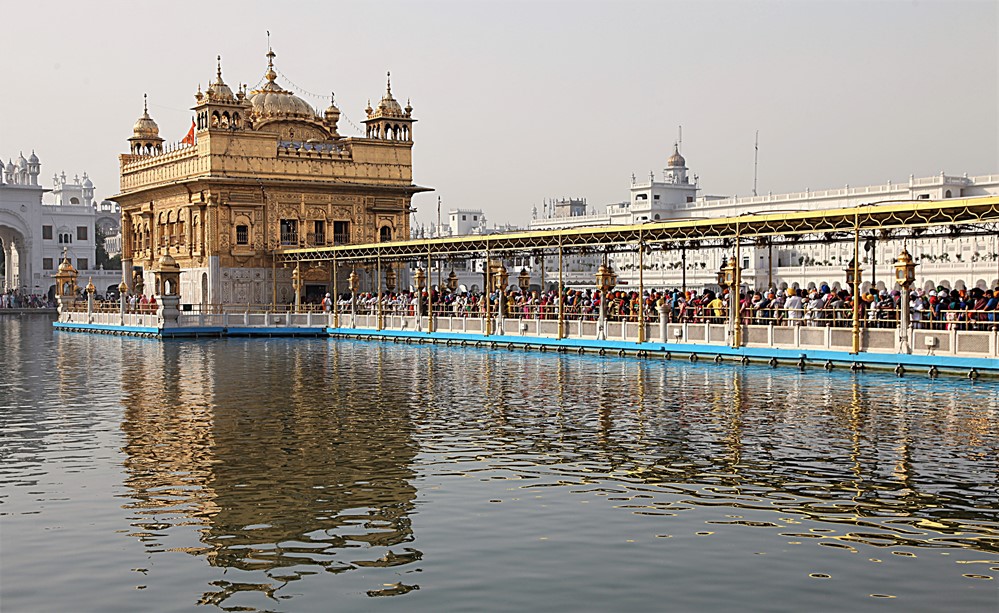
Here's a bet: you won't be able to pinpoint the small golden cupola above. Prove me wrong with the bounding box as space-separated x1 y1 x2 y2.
665 143 689 185
362 72 415 141
129 94 164 156
192 56 249 134
667 143 685 168
324 92 341 138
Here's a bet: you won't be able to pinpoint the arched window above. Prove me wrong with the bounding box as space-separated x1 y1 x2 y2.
380 226 392 242
70 197 80 205
945 189 952 198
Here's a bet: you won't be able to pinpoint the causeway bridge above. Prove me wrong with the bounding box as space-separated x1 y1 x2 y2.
55 196 999 377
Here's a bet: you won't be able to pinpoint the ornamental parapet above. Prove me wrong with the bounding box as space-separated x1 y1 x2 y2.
120 147 206 191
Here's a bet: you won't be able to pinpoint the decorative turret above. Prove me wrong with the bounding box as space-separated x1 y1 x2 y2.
324 92 341 138
192 56 250 134
81 173 94 206
129 94 165 156
665 143 688 185
27 151 40 184
54 249 79 298
362 72 415 141
4 151 41 185
206 56 236 103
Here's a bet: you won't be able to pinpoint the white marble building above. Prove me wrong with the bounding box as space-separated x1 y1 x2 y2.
0 152 121 297
529 146 999 293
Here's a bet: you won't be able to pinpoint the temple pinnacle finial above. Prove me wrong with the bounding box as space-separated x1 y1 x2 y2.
264 47 277 83
143 93 148 115
386 71 392 95
217 55 222 80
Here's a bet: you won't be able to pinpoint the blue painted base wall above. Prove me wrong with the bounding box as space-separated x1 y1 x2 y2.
52 322 997 376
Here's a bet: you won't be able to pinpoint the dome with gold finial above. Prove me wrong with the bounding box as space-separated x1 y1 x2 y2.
667 143 685 168
158 253 180 271
132 94 160 138
372 72 405 118
324 92 341 122
57 255 77 275
247 48 317 121
206 56 236 103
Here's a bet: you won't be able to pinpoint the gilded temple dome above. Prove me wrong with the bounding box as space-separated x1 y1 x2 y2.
248 49 316 121
370 72 405 118
57 255 77 274
206 56 236 102
132 94 160 138
158 253 179 270
666 143 685 168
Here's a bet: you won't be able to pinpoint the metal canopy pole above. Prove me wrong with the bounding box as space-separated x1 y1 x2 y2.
332 252 339 328
294 261 301 313
732 225 742 348
427 245 434 333
681 242 687 294
484 241 491 336
851 215 861 354
540 252 546 293
638 231 645 344
377 249 383 331
557 236 564 339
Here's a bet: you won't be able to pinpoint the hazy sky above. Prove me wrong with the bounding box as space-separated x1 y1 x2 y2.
3 0 996 227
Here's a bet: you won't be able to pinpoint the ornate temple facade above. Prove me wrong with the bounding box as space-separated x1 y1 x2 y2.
115 49 430 306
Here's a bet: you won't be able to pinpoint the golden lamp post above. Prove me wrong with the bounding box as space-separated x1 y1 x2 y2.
595 261 617 340
348 269 359 328
118 279 128 322
385 265 397 292
518 268 531 293
413 267 426 332
493 263 509 334
845 257 861 353
717 256 739 348
894 248 916 354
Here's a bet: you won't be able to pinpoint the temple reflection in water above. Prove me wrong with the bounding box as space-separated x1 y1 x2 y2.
118 339 420 603
110 337 998 608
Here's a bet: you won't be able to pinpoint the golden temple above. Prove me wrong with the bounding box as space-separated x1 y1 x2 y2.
115 49 430 305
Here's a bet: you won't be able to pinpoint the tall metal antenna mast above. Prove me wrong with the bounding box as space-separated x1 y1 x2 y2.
753 130 759 197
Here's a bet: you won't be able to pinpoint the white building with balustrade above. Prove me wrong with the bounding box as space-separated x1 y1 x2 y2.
529 146 999 294
1 152 122 298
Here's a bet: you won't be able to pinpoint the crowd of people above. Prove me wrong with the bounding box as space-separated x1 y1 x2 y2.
322 282 999 331
0 290 54 309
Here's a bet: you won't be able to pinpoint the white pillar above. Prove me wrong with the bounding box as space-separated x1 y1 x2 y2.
597 293 606 340
2 239 11 291
497 291 505 335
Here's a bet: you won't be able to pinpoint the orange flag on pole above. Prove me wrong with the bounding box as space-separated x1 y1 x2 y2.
181 119 195 145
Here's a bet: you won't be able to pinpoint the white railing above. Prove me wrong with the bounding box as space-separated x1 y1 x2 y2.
57 304 999 359
334 314 998 359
